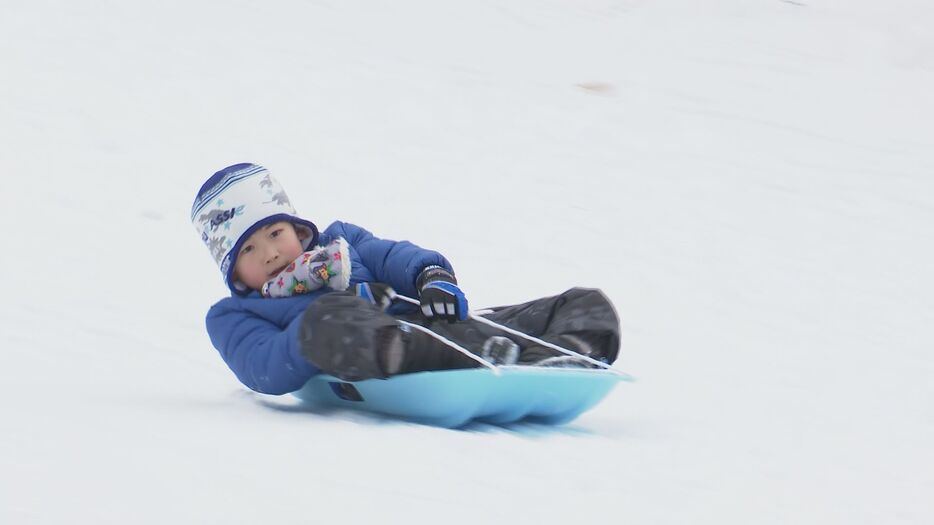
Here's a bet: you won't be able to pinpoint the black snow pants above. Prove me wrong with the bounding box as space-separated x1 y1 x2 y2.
299 287 620 382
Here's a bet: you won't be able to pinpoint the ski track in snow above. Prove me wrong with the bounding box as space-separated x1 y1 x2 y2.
1 1 933 523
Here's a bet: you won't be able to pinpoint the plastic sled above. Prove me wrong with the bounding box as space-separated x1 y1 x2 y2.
291 366 626 428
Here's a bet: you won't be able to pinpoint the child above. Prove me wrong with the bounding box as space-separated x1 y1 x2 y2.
193 163 620 395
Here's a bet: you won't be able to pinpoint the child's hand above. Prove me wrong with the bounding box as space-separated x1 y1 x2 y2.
416 266 468 322
355 282 397 311
261 238 352 298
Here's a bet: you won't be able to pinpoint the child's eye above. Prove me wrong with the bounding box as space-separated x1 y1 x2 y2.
270 228 283 238
241 245 253 254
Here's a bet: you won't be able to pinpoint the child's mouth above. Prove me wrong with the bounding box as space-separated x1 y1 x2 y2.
269 265 287 278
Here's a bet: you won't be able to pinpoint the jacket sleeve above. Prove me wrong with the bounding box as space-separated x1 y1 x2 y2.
332 221 454 298
205 301 319 395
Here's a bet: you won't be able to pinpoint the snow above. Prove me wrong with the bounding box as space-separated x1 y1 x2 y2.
2 0 933 523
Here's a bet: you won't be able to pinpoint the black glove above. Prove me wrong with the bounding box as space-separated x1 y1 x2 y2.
416 266 468 322
355 282 397 311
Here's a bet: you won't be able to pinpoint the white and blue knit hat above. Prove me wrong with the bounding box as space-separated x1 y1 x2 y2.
192 163 319 294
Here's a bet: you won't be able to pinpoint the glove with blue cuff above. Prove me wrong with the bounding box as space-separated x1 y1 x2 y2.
355 282 397 311
416 266 468 323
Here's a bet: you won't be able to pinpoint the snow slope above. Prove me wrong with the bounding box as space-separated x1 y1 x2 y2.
2 0 933 523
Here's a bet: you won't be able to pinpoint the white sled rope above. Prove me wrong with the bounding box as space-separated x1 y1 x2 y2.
396 319 501 375
393 294 627 378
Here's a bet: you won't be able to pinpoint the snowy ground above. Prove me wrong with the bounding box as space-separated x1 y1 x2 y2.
2 1 933 523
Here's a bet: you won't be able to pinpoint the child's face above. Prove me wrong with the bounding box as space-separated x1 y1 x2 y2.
233 222 306 291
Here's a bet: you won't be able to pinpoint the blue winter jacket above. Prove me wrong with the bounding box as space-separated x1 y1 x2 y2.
205 221 453 395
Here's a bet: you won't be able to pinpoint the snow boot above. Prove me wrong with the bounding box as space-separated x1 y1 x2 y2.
518 334 609 368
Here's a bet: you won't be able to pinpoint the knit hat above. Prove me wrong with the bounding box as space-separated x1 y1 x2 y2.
191 163 319 294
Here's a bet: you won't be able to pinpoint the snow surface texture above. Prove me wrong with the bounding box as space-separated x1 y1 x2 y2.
2 1 933 523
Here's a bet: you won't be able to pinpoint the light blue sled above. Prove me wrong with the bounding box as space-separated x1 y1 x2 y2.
291 366 628 428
